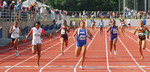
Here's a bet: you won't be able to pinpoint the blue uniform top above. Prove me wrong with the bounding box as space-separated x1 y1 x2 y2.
77 28 87 43
143 19 146 25
110 26 118 37
109 21 112 26
99 21 103 27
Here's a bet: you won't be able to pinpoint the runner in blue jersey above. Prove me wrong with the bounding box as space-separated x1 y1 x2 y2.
73 21 93 69
99 19 104 35
107 20 120 55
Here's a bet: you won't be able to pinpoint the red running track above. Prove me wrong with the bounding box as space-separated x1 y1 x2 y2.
0 28 150 72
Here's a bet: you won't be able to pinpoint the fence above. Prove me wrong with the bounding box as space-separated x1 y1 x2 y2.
0 9 70 22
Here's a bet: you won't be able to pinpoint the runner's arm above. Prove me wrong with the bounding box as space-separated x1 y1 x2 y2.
9 26 14 34
133 27 138 35
87 29 93 39
145 27 149 39
117 26 120 35
73 29 78 41
66 26 70 32
107 26 111 32
19 27 27 36
56 29 61 33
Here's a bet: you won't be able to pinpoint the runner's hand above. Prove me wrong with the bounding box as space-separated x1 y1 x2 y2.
22 39 27 42
147 35 149 39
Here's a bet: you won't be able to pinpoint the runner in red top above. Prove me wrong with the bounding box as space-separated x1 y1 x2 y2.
56 20 70 55
23 21 49 66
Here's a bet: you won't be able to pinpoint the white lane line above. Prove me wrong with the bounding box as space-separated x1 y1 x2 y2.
74 29 99 72
0 32 73 61
0 36 59 61
105 29 111 72
2 65 150 68
4 36 73 72
0 33 61 52
118 37 146 72
39 43 75 72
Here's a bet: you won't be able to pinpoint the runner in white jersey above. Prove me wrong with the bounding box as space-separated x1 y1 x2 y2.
127 19 131 30
23 21 49 66
72 20 76 31
9 21 26 56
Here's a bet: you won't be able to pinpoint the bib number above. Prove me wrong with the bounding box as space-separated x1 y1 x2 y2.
61 29 65 34
113 29 117 34
139 33 145 36
35 33 41 37
80 35 86 40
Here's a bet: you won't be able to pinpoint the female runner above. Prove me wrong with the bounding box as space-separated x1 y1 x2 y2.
133 20 149 60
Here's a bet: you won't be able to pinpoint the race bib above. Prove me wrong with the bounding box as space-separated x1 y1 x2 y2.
35 33 41 37
113 29 117 34
80 35 86 40
139 33 145 36
14 32 19 34
61 29 65 34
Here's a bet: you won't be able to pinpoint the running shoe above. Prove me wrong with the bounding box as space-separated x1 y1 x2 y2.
140 56 144 60
110 51 112 55
61 52 64 55
37 62 40 66
79 66 84 70
16 50 19 56
114 51 117 55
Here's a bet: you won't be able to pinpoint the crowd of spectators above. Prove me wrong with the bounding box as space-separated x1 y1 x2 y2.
71 7 150 19
0 0 68 21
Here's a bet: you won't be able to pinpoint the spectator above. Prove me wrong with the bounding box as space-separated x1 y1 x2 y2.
9 1 15 20
0 0 3 18
40 6 44 20
107 11 110 18
3 0 7 9
55 9 59 15
116 11 119 18
52 17 56 25
97 10 100 18
51 8 55 14
7 0 11 8
9 1 15 11
112 12 115 18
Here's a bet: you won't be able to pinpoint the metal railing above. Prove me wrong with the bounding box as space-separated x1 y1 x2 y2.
0 9 71 22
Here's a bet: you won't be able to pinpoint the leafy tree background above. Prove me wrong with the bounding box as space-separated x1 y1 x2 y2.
13 0 136 11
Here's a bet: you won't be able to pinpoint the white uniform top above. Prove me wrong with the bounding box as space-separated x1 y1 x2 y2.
73 21 76 26
11 26 20 38
30 27 45 45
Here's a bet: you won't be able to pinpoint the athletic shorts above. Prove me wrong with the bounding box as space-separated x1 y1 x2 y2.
99 26 103 28
139 36 146 41
76 41 87 47
110 36 117 41
11 37 19 41
32 39 42 45
128 23 130 25
61 34 68 41
11 38 19 41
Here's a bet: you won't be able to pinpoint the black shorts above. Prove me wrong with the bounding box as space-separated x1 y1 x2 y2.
139 37 146 41
11 38 19 41
61 34 68 41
